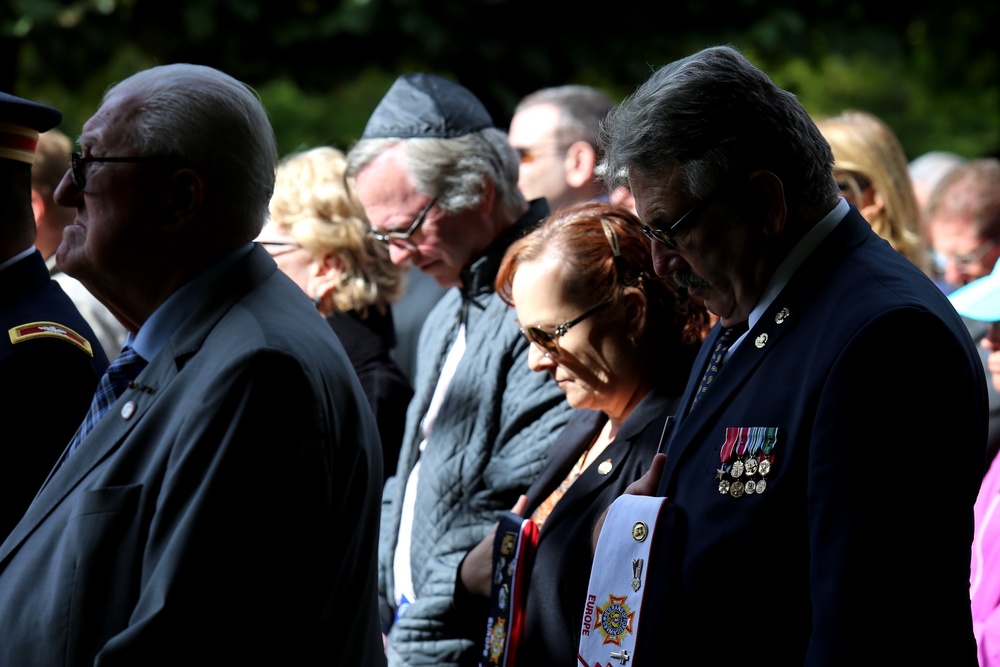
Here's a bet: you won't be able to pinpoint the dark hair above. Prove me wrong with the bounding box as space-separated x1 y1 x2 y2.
496 201 710 373
600 45 838 225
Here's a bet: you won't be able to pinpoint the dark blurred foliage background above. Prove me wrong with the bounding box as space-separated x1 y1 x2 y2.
3 0 997 161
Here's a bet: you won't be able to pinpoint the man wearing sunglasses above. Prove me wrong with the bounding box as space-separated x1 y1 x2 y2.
0 65 386 665
347 73 573 667
589 45 987 665
507 84 615 215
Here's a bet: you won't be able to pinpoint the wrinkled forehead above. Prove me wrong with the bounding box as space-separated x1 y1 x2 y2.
79 90 140 152
628 167 688 223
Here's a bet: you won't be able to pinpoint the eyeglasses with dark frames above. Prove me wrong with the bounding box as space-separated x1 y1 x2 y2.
71 152 185 190
368 196 440 246
639 198 709 249
518 301 611 358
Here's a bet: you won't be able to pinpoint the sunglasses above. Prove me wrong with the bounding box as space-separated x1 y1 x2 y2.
71 152 184 190
518 301 610 357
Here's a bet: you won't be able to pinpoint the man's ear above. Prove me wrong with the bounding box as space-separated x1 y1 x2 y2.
564 141 598 188
747 170 786 237
477 177 496 216
164 168 205 231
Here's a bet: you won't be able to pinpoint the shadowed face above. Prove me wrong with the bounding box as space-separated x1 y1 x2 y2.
631 169 763 328
53 86 177 306
354 145 491 289
511 254 642 420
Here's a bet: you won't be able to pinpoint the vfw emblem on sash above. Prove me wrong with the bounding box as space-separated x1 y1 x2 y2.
593 593 634 646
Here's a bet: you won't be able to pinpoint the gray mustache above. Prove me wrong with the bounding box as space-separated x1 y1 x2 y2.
671 269 711 290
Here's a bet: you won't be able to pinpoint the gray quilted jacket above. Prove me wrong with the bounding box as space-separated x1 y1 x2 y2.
379 199 573 666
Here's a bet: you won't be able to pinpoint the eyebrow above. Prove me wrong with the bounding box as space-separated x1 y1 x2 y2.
643 211 669 230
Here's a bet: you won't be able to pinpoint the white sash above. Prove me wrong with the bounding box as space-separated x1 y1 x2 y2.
577 495 668 667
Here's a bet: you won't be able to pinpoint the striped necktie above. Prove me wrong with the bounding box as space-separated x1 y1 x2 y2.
67 345 147 456
691 322 747 409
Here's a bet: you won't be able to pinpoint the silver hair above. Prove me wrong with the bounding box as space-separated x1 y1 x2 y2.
102 63 277 240
601 45 838 222
346 127 526 220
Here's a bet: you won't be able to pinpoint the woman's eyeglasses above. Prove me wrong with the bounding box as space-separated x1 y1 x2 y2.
518 301 611 357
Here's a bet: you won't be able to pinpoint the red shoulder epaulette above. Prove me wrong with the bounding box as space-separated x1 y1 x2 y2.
8 321 94 356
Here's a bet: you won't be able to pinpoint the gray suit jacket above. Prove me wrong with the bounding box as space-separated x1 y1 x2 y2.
0 246 387 666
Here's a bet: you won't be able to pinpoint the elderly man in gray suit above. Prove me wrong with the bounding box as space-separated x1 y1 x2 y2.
0 64 386 666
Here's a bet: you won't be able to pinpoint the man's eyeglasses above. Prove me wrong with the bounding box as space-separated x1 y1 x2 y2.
934 239 997 273
71 152 184 190
518 301 610 358
514 145 566 165
368 196 439 246
639 198 709 249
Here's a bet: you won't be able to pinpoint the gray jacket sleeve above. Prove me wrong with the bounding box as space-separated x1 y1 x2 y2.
379 288 573 666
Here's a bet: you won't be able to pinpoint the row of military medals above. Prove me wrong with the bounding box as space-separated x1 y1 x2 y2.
717 426 777 498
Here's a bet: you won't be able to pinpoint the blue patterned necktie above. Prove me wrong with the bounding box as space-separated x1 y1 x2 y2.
691 322 747 409
67 345 147 456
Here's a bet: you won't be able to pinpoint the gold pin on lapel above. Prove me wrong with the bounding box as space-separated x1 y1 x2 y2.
632 521 649 542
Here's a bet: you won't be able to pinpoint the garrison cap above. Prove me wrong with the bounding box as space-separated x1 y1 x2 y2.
360 73 493 140
0 92 62 165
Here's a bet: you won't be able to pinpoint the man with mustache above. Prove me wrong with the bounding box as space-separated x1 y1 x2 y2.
585 45 987 666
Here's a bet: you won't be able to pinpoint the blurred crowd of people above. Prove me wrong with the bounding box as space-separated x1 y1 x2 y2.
1 43 998 667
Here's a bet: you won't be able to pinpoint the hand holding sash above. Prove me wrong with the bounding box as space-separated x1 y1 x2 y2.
461 495 529 598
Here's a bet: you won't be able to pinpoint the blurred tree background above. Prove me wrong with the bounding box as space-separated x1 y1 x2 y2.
3 0 997 162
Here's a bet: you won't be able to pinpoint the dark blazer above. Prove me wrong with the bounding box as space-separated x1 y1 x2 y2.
514 385 681 667
641 207 988 665
327 307 413 481
0 250 108 540
0 246 386 666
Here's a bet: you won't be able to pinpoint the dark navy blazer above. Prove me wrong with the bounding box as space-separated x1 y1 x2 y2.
642 207 988 665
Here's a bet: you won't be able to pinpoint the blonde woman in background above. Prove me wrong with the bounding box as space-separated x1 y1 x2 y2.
817 110 932 276
260 146 413 481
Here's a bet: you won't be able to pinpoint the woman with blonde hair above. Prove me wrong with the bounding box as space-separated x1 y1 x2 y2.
817 110 932 275
260 146 412 480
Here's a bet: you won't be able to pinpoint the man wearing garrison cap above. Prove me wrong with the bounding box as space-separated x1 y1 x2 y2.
0 92 109 540
346 73 573 667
